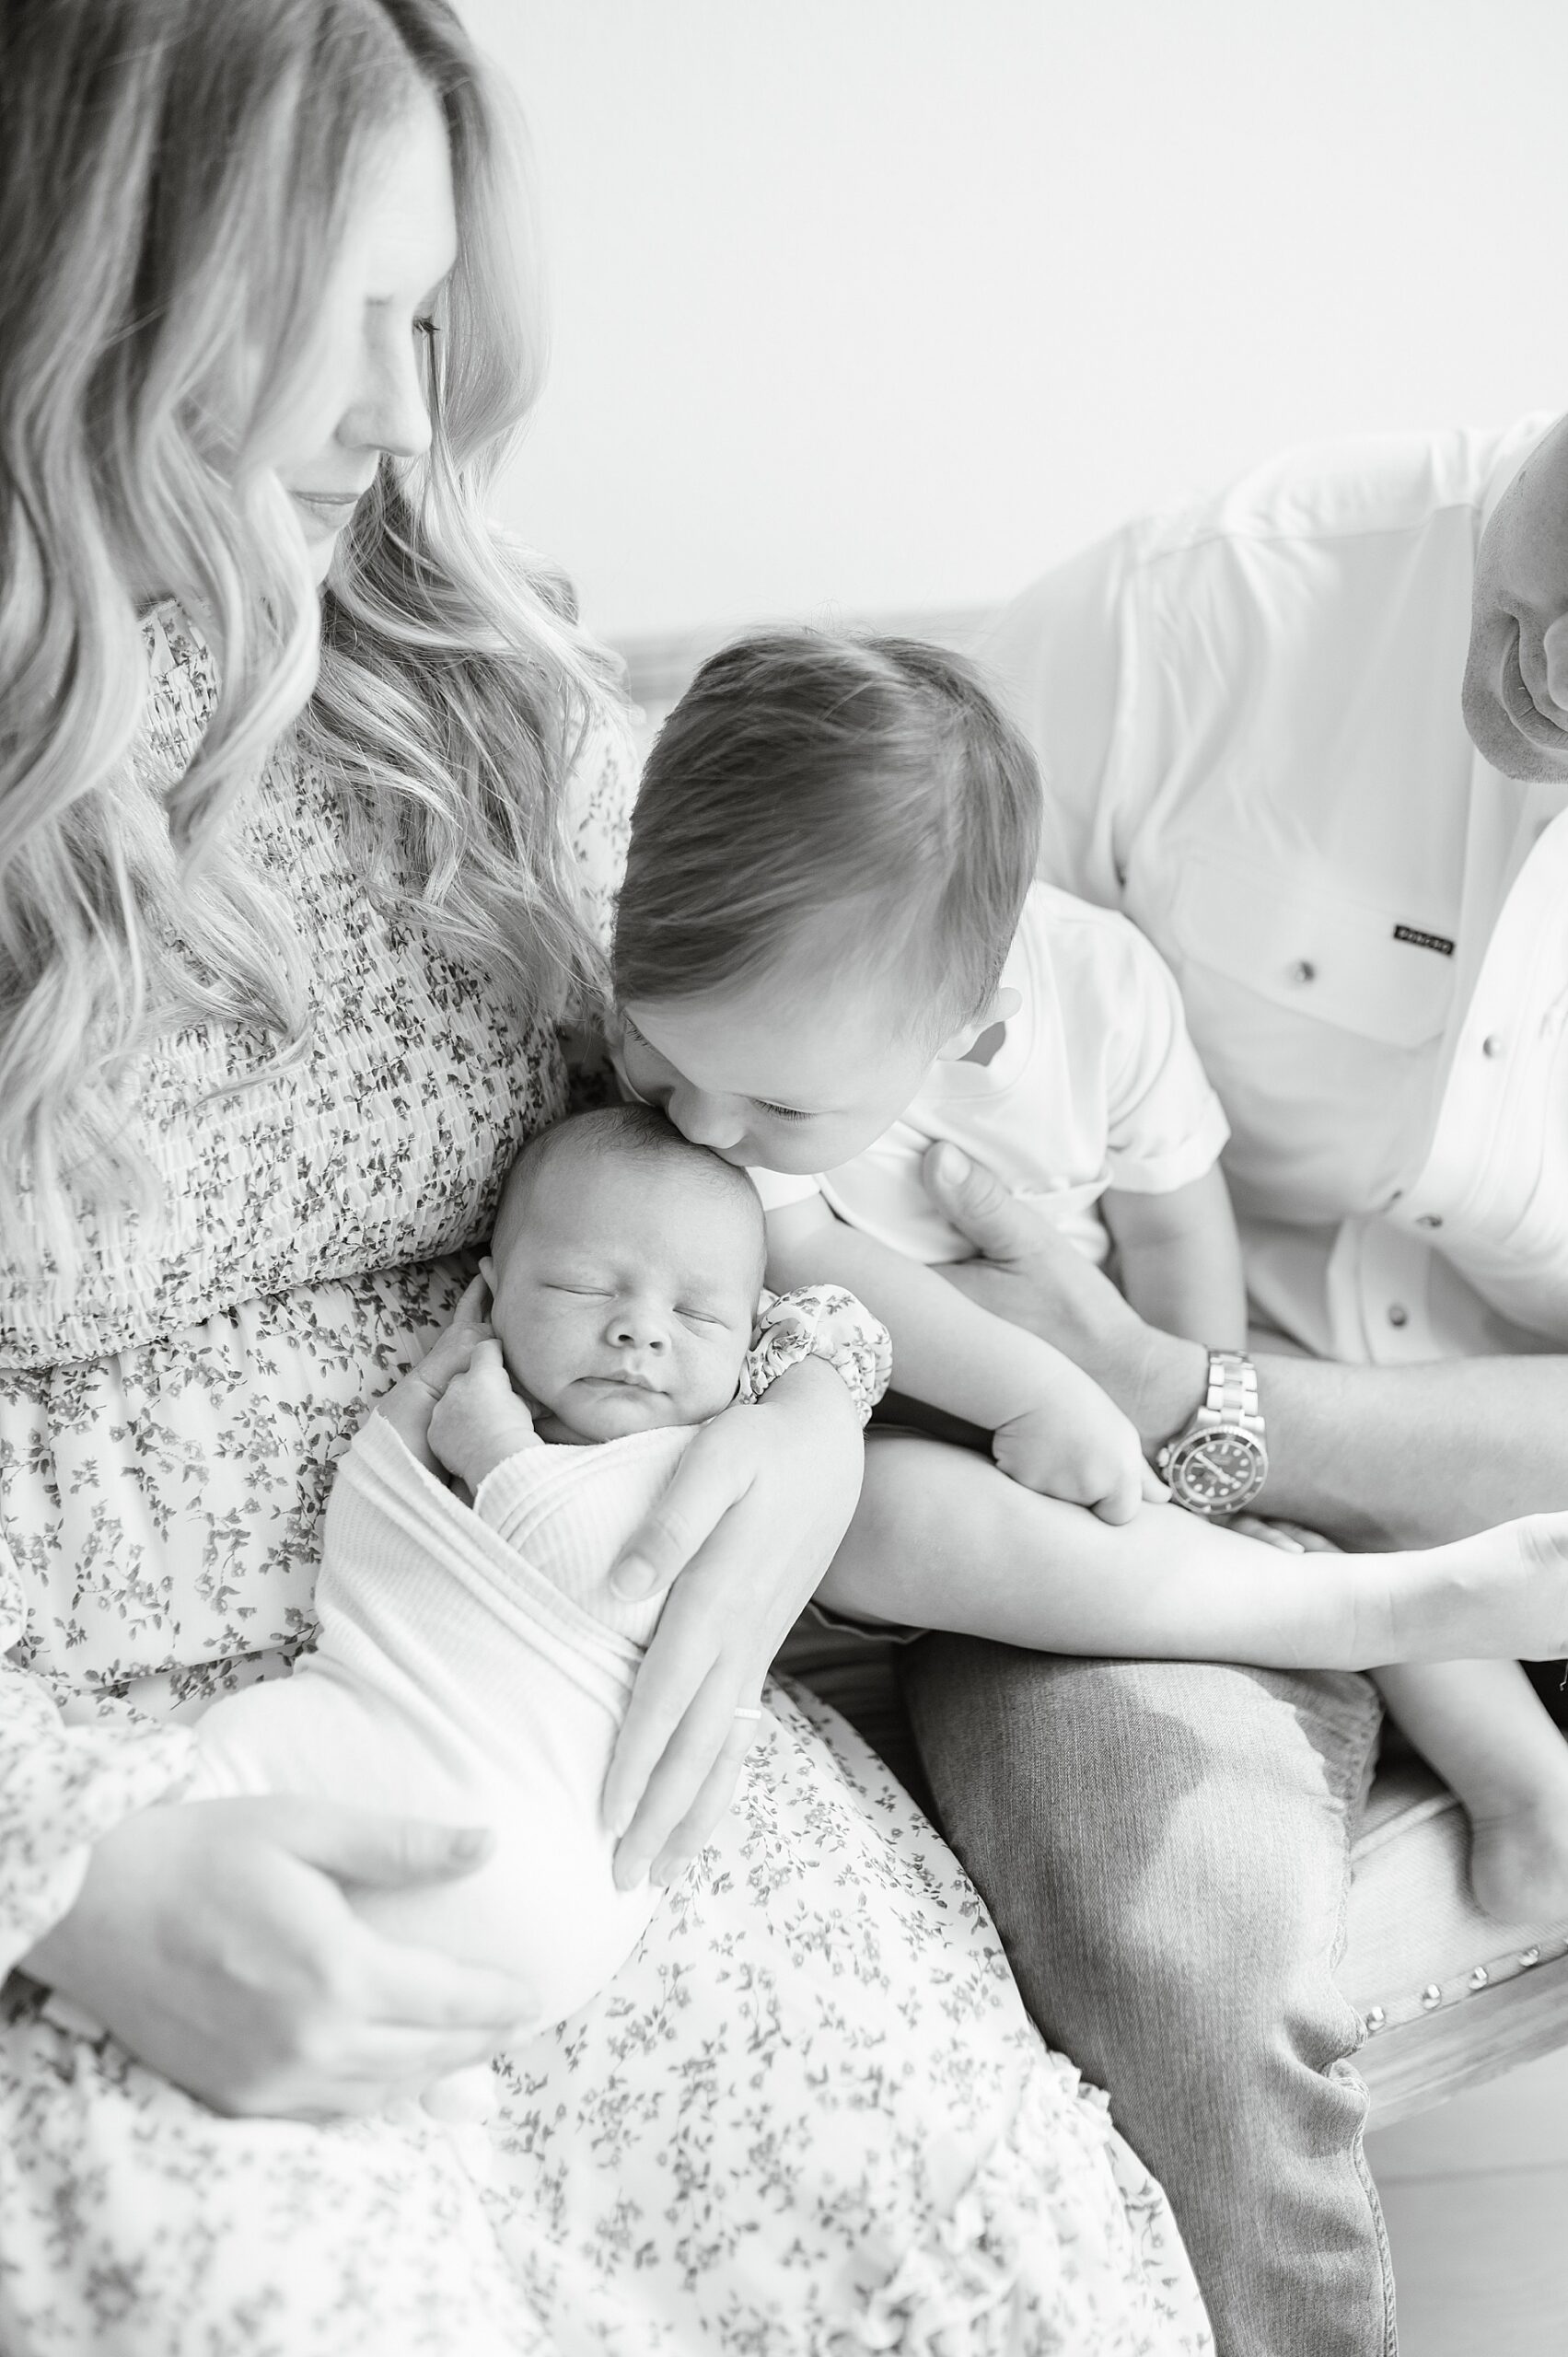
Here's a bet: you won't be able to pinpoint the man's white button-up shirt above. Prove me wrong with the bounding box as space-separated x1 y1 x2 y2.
984 413 1568 1364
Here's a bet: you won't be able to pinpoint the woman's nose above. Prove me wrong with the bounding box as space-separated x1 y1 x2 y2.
337 313 435 465
668 1083 745 1154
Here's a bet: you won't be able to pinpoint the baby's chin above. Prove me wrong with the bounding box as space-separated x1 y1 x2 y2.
542 1380 699 1444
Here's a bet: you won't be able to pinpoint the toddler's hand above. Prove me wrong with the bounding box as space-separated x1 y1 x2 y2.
428 1336 539 1493
993 1388 1162 1525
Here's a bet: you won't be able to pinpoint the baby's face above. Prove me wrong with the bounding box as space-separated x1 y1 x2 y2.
486 1154 761 1442
618 966 957 1176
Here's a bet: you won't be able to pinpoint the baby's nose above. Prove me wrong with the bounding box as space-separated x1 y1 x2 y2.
609 1306 668 1352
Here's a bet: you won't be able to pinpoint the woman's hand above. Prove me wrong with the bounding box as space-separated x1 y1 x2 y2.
428 1335 540 1491
601 1360 864 1891
19 1796 535 2119
923 1142 1207 1451
373 1276 492 1474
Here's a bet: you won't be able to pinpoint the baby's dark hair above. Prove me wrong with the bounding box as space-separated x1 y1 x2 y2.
613 629 1043 1033
492 1103 765 1283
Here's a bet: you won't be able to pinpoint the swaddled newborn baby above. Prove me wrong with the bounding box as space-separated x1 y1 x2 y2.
190 1105 889 2070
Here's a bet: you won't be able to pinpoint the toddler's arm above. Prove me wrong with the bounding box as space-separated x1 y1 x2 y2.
766 1195 1159 1524
1100 1164 1248 1347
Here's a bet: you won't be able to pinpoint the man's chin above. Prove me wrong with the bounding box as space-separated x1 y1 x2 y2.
1462 669 1568 784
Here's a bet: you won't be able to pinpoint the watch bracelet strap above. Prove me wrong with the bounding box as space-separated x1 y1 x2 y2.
1202 1350 1263 1433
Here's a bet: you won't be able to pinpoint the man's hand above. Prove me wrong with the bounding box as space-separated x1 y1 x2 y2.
428 1336 539 1492
923 1142 1207 1451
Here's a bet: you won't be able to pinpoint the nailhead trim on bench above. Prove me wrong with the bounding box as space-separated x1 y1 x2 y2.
1357 1933 1568 2038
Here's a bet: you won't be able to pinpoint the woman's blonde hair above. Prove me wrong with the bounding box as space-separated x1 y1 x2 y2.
0 0 615 1251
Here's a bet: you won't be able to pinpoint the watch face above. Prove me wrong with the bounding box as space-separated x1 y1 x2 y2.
1170 1431 1267 1510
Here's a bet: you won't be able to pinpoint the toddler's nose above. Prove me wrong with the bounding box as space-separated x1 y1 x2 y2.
668 1084 745 1154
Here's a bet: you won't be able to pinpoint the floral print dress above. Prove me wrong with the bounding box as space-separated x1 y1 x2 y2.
0 615 1212 2356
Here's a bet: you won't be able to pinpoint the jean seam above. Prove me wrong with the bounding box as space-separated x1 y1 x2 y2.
1324 1678 1400 2357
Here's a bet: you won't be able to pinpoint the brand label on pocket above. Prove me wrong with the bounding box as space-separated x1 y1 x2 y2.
1392 923 1456 957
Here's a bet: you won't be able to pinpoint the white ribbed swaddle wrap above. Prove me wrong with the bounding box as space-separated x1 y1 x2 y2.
192 1413 697 2037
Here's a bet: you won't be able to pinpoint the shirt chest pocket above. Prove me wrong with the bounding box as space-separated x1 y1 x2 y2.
1162 850 1456 1051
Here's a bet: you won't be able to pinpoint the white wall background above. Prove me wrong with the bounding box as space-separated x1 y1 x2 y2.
459 0 1568 647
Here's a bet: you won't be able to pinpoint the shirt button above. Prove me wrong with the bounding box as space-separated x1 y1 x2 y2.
1388 1304 1410 1329
1288 959 1317 985
1414 1213 1443 1229
1481 1033 1504 1059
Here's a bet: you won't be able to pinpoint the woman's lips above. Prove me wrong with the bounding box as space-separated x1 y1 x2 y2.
289 488 366 535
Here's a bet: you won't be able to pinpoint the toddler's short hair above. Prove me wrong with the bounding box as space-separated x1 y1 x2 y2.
493 1103 765 1284
613 630 1043 1033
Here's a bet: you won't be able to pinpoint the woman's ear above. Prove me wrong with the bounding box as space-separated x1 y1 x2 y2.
935 986 1022 1062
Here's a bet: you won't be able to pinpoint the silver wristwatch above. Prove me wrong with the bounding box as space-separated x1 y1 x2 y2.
1156 1350 1269 1516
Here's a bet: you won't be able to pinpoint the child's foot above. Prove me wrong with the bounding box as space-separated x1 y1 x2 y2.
1415 1512 1568 1662
1468 1786 1568 1929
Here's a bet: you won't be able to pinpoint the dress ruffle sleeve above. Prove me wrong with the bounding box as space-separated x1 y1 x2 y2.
738 1286 893 1425
0 1550 195 1977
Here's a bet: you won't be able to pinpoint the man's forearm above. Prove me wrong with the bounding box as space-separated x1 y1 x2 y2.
1249 1352 1568 1547
919 1142 1568 1549
1130 1347 1568 1549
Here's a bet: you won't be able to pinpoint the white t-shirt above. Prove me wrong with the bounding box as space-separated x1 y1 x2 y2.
981 412 1568 1364
750 881 1230 1267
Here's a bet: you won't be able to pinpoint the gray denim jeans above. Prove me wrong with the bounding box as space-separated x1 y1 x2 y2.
901 1640 1394 2357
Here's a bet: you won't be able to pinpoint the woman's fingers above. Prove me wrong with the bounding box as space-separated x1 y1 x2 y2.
610 1422 749 1603
645 1711 766 1888
410 1281 493 1389
447 1273 492 1333
359 1932 536 2034
256 1795 496 1891
610 1665 762 1890
601 1568 736 1840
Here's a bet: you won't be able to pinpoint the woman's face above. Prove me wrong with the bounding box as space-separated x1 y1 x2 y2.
267 83 459 583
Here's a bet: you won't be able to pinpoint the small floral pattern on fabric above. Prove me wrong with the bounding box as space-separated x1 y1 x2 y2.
0 618 1211 2355
0 1690 1211 2356
740 1286 894 1425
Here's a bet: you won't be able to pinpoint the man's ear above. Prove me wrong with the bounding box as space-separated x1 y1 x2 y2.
935 985 1021 1062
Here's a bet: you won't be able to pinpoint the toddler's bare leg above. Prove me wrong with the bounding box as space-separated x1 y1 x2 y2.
823 1434 1568 1670
1375 1659 1568 1924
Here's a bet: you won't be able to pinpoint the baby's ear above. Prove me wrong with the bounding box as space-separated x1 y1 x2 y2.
935 986 1021 1062
478 1253 496 1294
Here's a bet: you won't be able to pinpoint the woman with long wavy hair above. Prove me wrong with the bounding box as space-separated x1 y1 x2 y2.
0 3 1212 2349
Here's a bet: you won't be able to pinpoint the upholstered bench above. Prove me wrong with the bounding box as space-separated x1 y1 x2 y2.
786 1636 1568 2131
